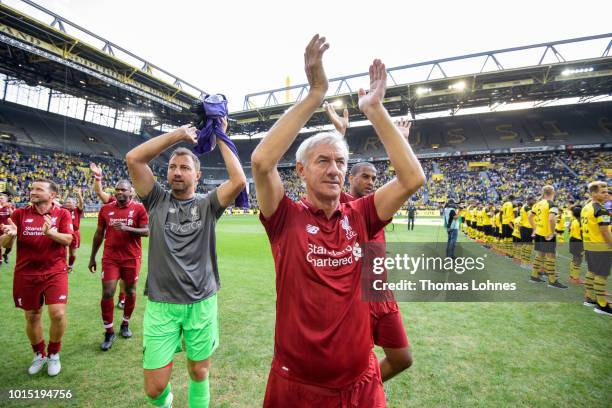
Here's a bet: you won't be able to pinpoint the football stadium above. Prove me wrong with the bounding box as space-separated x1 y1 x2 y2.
0 1 611 407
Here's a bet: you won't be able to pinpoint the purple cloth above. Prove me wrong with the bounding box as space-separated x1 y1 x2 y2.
194 117 249 209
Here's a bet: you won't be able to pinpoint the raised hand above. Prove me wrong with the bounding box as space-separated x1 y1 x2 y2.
323 101 349 136
358 59 387 113
179 124 198 144
89 162 102 178
394 117 412 140
1 218 17 236
304 34 330 97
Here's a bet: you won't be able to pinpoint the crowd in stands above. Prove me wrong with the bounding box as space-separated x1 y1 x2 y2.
1 142 610 210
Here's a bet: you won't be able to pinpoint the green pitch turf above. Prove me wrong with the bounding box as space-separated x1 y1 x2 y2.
0 216 610 407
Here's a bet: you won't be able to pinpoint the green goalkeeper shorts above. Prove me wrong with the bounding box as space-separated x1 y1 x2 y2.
143 294 219 370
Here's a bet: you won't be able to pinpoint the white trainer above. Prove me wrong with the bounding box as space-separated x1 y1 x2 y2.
47 353 61 376
28 353 47 375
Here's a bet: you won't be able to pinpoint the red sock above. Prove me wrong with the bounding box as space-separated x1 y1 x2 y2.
48 341 61 355
123 293 136 323
32 340 46 357
101 298 115 333
119 292 126 303
68 255 76 266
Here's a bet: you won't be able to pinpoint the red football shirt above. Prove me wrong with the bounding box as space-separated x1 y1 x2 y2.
0 203 15 225
10 204 73 275
98 200 148 261
260 193 388 388
63 206 83 231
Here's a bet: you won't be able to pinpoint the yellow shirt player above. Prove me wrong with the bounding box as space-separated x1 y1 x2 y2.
581 181 612 315
555 210 566 243
481 205 493 242
528 185 566 288
520 197 536 243
501 196 515 244
512 215 522 240
568 205 584 284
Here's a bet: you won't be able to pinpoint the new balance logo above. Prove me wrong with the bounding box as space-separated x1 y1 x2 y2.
25 219 33 223
306 224 319 234
58 295 67 300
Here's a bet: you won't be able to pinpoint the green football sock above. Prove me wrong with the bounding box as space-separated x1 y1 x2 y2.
188 377 210 408
147 383 172 407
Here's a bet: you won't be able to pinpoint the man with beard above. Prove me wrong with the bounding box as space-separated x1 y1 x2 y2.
126 116 246 407
90 162 128 309
0 180 73 376
89 180 149 349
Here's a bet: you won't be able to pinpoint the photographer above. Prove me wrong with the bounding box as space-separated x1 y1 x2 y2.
443 199 459 258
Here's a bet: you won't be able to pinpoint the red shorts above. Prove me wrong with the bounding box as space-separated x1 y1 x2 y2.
370 301 409 349
101 258 141 285
13 272 68 310
70 230 80 249
263 352 386 408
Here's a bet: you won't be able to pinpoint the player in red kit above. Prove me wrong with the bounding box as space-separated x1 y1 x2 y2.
0 180 74 376
251 35 425 406
325 102 413 382
88 179 148 350
0 193 15 265
62 188 84 273
90 162 127 309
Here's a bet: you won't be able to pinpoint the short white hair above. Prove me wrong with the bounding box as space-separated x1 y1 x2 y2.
295 132 349 165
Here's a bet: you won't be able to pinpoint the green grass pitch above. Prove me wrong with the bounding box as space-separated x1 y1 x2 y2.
0 216 610 407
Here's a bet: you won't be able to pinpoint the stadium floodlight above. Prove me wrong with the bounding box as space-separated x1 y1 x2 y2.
561 67 594 76
448 81 466 91
332 100 344 108
416 87 432 96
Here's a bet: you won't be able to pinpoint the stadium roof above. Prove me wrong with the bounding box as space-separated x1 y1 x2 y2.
0 0 202 126
231 33 612 135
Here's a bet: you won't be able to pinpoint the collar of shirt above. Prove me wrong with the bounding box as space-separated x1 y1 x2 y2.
28 202 58 216
113 199 132 209
299 197 342 219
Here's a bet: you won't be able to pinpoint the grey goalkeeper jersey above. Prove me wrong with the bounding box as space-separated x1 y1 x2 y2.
141 182 225 303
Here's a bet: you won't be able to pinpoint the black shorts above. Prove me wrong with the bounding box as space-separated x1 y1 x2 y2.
512 236 520 243
585 250 611 277
502 224 513 239
534 234 556 254
484 225 492 236
520 227 533 243
569 238 583 258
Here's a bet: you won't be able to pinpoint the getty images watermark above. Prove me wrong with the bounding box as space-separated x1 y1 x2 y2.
361 242 580 302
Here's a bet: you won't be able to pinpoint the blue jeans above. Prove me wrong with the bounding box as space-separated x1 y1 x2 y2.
446 229 458 258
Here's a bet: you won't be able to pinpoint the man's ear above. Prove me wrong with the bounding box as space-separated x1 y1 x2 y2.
296 162 305 180
196 170 202 181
